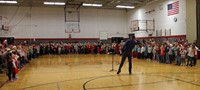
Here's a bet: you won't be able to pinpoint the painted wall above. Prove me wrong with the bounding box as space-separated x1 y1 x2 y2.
0 6 127 39
186 0 197 43
127 0 186 38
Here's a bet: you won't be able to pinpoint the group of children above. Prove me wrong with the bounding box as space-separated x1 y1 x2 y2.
132 39 199 67
0 43 35 82
0 41 121 82
37 42 118 55
0 38 199 82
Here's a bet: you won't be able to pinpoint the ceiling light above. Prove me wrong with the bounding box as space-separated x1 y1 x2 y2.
116 5 135 9
54 2 65 5
44 2 65 5
0 1 6 3
44 2 54 5
116 5 126 8
125 6 135 9
82 3 102 7
6 1 17 3
0 0 17 4
92 4 102 7
82 3 92 6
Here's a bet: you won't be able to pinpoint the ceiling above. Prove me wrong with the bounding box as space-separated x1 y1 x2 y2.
0 0 155 9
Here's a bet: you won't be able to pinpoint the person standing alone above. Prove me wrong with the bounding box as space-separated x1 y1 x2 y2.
117 35 138 74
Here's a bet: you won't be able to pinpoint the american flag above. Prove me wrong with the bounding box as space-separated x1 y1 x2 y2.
167 1 179 16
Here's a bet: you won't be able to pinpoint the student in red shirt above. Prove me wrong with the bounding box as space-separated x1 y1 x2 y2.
160 44 165 63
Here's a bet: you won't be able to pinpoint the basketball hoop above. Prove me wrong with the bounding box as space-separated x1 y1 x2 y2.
65 9 81 33
131 19 155 33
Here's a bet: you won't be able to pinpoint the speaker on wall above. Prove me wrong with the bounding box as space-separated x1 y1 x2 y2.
111 37 123 44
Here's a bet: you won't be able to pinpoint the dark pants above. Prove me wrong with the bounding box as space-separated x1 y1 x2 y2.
0 64 2 72
160 56 165 63
7 68 15 80
148 53 153 60
188 56 194 66
169 55 173 63
118 51 132 72
138 53 142 59
194 59 197 66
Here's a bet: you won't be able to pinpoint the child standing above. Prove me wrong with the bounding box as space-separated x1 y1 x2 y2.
6 52 17 82
137 45 141 59
160 44 165 63
174 45 180 65
147 44 153 61
152 45 156 61
187 44 197 67
156 44 161 62
180 46 186 66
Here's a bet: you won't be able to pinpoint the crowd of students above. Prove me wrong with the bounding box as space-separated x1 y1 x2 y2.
0 43 31 82
37 41 122 55
132 39 199 67
0 38 199 82
0 41 123 82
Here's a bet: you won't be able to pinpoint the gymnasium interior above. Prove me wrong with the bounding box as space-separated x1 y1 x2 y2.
0 0 200 90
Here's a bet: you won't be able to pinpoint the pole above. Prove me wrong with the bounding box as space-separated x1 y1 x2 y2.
110 53 117 72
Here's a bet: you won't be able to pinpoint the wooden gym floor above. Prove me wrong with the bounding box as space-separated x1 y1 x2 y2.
0 54 200 90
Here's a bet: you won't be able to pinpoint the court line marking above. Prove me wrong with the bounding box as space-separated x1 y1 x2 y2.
86 80 174 90
18 71 200 90
82 74 174 90
83 74 200 90
158 75 200 87
19 76 100 90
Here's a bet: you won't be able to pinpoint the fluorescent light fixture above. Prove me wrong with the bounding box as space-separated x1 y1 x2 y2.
44 2 54 5
54 2 65 5
116 5 135 9
0 0 17 4
116 5 126 8
125 6 135 9
6 1 17 3
92 4 102 7
0 1 6 3
82 3 102 7
44 2 65 5
82 3 92 6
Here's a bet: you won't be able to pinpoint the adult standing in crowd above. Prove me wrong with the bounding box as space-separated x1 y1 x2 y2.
117 35 138 75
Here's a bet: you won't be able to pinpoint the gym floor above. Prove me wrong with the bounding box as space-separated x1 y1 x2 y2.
0 54 200 90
